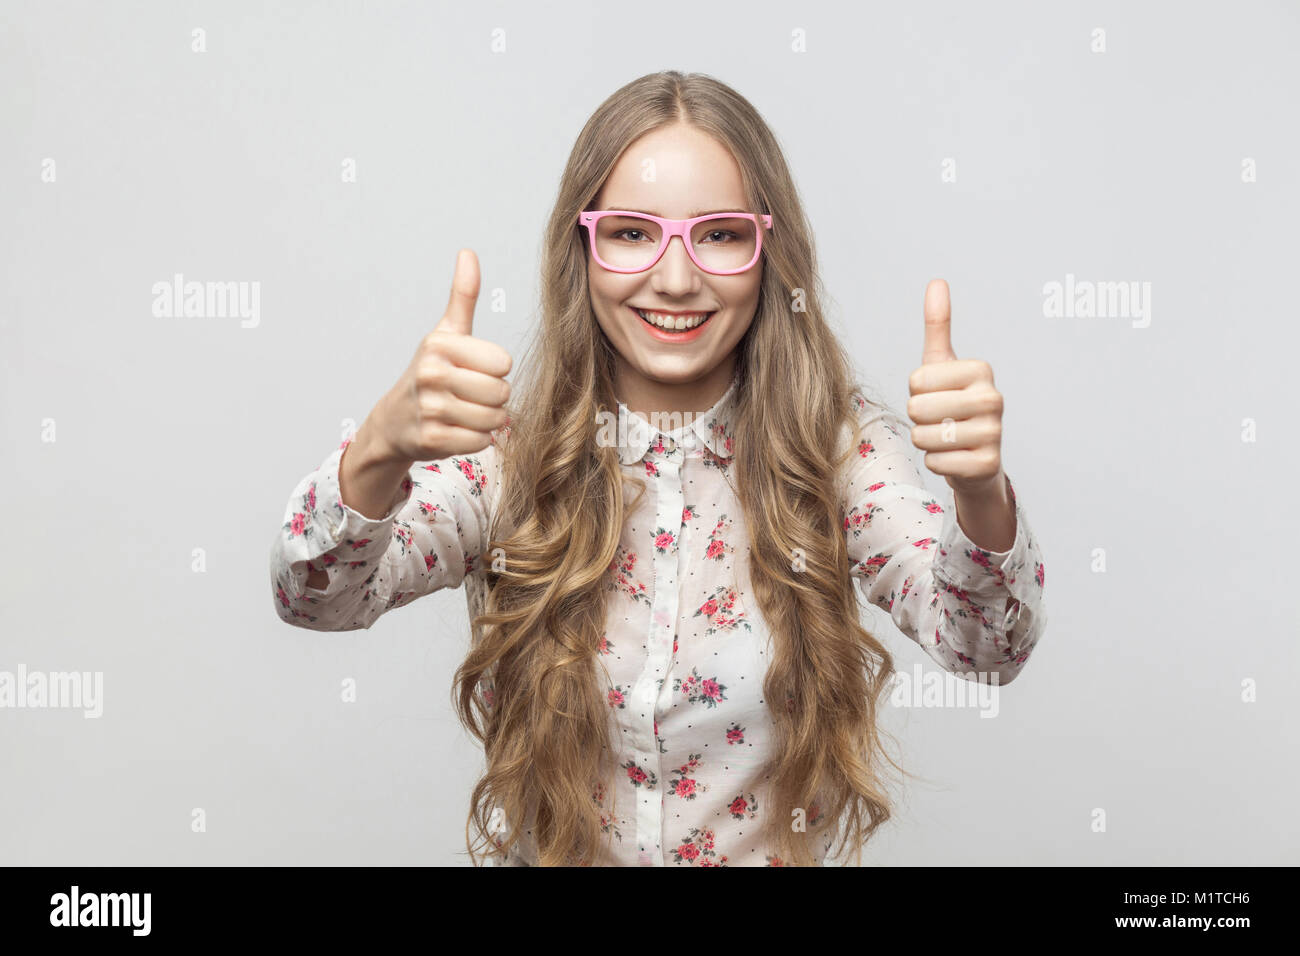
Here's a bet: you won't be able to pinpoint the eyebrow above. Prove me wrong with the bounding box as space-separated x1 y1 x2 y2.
603 205 746 218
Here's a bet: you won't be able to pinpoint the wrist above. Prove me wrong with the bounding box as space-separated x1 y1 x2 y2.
951 469 1008 503
352 411 407 471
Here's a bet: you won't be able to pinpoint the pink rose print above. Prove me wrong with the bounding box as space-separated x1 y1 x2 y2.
671 827 727 866
455 458 487 496
705 419 734 460
651 527 676 554
704 515 734 561
673 667 727 707
693 585 751 635
853 552 891 578
621 759 657 790
727 792 758 821
607 686 627 709
608 546 651 606
592 781 623 843
668 754 707 800
843 501 882 537
725 723 745 746
289 513 307 536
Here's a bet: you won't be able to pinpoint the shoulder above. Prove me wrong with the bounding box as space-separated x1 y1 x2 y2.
838 385 909 462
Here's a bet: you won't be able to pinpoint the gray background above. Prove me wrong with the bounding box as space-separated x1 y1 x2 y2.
2 0 1295 865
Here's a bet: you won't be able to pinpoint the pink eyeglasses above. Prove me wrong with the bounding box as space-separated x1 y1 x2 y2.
578 209 774 275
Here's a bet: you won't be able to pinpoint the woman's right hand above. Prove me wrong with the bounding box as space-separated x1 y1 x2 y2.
367 248 514 465
329 249 513 532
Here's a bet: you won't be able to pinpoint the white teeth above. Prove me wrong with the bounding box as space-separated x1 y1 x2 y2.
635 309 713 330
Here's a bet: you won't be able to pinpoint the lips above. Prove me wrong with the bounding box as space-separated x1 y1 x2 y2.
633 308 716 331
629 306 716 343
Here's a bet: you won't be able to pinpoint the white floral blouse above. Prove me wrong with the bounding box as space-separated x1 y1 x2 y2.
269 373 1047 866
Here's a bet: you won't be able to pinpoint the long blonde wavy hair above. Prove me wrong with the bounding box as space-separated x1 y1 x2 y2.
453 70 909 866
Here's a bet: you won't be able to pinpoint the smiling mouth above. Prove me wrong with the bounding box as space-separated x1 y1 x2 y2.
633 308 717 331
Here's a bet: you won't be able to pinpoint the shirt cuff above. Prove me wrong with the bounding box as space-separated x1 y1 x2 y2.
932 474 1025 591
931 473 1045 658
303 441 417 565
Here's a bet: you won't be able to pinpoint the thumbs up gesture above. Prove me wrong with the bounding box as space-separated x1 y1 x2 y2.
905 280 1005 495
367 249 514 464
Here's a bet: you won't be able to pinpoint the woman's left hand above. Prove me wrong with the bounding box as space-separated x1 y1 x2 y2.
905 279 1006 497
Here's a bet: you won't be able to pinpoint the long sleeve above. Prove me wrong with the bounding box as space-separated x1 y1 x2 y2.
269 436 500 631
841 398 1046 684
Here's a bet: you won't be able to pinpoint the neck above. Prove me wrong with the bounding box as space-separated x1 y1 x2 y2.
613 354 736 424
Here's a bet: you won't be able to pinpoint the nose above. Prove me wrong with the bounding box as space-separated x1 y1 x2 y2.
650 234 702 295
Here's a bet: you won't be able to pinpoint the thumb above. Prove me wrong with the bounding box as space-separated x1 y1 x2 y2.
433 249 480 336
922 278 958 364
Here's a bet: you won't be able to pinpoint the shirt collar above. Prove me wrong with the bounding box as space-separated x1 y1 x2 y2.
613 372 740 466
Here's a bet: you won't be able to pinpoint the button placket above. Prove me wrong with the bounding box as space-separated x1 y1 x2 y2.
632 442 682 867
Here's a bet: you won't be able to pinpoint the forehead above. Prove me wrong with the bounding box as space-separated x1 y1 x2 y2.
597 123 749 216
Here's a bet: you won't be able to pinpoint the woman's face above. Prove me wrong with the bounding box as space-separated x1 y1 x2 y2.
587 122 763 399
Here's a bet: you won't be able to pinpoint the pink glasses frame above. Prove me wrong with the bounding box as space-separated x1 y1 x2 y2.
577 209 775 275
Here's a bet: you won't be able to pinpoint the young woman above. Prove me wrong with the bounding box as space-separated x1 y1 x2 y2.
270 70 1046 867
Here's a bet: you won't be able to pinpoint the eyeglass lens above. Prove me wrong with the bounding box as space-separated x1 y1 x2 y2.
593 215 759 272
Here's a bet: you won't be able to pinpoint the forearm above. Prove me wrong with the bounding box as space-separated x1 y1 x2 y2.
306 424 411 589
952 470 1016 554
339 419 414 521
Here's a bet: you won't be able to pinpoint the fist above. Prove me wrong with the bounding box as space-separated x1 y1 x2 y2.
375 249 513 463
905 279 1005 494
